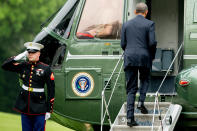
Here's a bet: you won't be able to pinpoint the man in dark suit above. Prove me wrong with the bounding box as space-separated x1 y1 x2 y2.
121 2 157 127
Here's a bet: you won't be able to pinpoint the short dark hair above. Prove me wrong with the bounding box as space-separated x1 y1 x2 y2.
136 2 148 13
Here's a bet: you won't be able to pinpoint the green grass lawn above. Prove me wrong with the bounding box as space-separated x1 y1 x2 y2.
0 112 74 131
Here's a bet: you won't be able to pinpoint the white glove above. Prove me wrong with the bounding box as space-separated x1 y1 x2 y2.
45 112 51 120
14 51 28 61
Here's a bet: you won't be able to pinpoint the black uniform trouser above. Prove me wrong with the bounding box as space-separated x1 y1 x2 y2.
125 66 150 120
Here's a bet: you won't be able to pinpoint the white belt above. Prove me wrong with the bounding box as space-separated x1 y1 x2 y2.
22 85 44 92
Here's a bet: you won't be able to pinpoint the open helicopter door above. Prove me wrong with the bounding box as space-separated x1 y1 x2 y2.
184 0 197 68
33 0 79 67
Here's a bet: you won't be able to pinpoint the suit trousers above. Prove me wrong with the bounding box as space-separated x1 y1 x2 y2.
21 114 46 131
125 66 150 119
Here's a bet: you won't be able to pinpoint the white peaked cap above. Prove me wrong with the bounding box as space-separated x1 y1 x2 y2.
24 42 44 51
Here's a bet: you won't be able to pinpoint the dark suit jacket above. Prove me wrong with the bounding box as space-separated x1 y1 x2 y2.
121 15 157 70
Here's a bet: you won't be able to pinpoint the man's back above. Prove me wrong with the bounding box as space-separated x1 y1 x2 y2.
121 15 157 69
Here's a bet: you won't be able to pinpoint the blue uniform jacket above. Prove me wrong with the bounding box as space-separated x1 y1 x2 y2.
121 15 157 70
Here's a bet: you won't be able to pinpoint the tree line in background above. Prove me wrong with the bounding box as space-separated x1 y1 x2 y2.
0 0 66 113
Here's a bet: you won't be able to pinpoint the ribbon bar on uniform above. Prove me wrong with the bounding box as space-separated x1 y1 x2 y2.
22 84 44 92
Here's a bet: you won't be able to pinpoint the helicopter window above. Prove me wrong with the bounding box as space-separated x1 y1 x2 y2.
76 0 123 40
51 44 66 67
52 1 79 39
34 31 66 68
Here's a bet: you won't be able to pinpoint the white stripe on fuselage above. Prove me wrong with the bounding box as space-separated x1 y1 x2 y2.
66 52 123 60
184 55 197 59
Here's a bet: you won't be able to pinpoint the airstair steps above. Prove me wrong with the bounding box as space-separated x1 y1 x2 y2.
123 102 171 114
110 102 182 131
111 125 160 131
118 113 165 126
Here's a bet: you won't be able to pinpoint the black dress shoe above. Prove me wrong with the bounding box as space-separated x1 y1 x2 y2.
137 105 148 114
127 119 138 127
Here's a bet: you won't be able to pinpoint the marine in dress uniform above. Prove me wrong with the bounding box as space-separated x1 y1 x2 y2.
121 3 157 127
2 42 55 131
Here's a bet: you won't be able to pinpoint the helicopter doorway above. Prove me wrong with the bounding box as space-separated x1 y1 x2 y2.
147 0 184 94
127 0 184 94
146 0 184 75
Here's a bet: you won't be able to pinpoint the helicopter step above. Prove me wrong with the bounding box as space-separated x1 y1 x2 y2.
110 102 182 131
